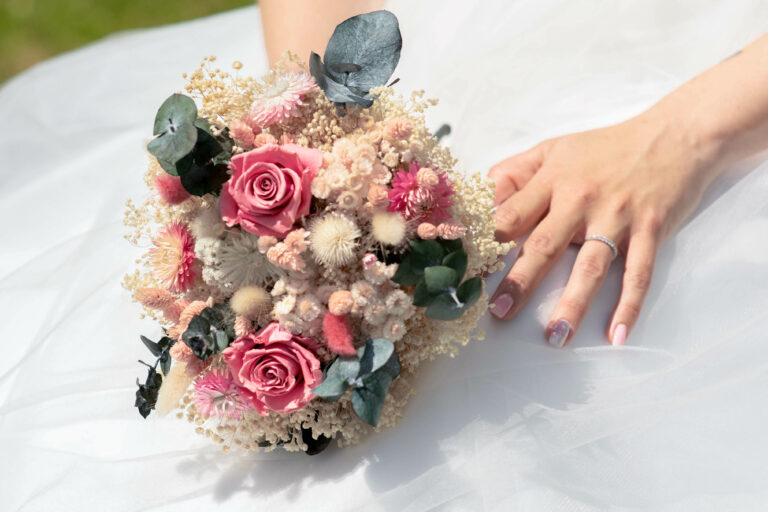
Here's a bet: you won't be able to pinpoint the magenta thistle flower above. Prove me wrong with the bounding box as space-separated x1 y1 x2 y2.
193 370 251 419
249 71 316 127
148 222 197 294
388 162 455 224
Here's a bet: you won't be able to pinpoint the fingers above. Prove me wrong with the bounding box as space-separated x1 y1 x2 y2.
494 178 551 242
607 231 657 346
546 230 621 348
490 207 581 320
488 142 549 206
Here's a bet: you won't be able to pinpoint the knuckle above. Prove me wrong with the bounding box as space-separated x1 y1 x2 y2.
494 204 522 233
618 301 643 321
559 296 587 319
577 253 609 280
525 231 558 259
502 271 531 296
625 266 653 291
640 210 665 238
571 187 598 208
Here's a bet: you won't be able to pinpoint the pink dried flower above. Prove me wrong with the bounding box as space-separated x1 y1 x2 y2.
417 222 438 240
257 235 278 253
234 316 253 337
437 220 467 240
322 312 357 356
416 167 439 188
279 133 295 145
154 174 190 205
385 117 413 140
134 288 186 323
328 290 354 316
388 162 455 224
284 228 308 253
148 222 197 294
253 133 277 148
267 243 306 272
249 71 316 127
229 119 256 148
184 358 206 378
367 185 390 208
193 370 251 419
362 253 378 269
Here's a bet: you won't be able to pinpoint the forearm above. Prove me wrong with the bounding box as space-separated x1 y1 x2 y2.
650 33 768 179
260 0 385 67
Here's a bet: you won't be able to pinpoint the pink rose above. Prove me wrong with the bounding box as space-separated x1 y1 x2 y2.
220 143 321 238
222 322 322 415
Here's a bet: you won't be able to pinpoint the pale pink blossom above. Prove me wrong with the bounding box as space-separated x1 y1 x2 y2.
257 235 278 254
148 222 197 294
284 228 308 253
154 174 190 205
279 133 295 145
253 133 278 148
229 119 256 148
328 290 354 316
417 222 438 240
385 117 413 140
267 243 306 272
437 220 467 240
416 167 439 188
249 71 316 127
193 370 251 419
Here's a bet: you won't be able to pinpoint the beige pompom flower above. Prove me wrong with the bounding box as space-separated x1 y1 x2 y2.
309 214 361 267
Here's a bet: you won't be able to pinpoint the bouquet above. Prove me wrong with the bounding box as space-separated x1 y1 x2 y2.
124 10 510 454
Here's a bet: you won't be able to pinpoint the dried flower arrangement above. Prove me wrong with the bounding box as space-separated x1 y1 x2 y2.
125 10 510 454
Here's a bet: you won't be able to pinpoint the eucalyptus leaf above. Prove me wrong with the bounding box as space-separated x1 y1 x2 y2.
424 266 460 294
179 162 230 197
457 277 483 309
301 426 332 456
134 363 163 418
351 386 385 427
425 293 466 321
412 239 445 267
392 256 419 286
310 52 373 107
147 94 198 166
442 249 468 281
140 335 163 357
323 10 402 93
438 238 463 253
360 338 395 376
311 375 348 401
412 279 433 307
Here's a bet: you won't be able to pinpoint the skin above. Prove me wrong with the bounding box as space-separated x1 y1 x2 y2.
260 0 385 67
489 33 768 346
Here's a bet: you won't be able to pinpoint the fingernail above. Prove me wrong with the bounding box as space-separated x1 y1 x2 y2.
612 323 628 346
548 319 571 348
490 293 514 318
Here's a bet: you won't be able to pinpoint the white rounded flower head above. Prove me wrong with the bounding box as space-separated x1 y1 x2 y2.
309 213 361 267
190 206 226 240
371 211 407 246
230 286 272 319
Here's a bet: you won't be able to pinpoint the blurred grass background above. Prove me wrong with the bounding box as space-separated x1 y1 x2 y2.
0 0 253 82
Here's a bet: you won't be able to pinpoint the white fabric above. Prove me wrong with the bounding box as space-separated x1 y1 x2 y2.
2 1 767 510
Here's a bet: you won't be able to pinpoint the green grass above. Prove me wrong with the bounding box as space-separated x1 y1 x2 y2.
0 0 253 82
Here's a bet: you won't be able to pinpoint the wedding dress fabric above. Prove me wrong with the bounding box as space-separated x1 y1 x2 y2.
2 1 767 510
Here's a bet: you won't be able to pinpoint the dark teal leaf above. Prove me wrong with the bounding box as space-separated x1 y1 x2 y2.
351 386 386 427
140 335 163 357
457 277 483 309
392 256 420 286
178 162 230 197
375 348 401 380
360 338 395 376
194 118 213 134
425 293 465 321
323 10 402 94
311 375 348 401
134 362 163 418
442 249 467 281
328 355 361 382
424 266 460 294
309 52 373 107
412 279 434 307
412 239 445 267
438 237 463 253
301 426 332 456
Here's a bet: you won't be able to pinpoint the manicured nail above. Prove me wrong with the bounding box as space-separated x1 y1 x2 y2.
548 319 571 348
490 293 514 318
612 323 627 346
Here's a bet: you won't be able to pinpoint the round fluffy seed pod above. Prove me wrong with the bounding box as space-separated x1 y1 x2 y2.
230 286 272 319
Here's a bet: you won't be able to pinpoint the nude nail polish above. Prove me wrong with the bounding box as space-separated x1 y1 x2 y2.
490 293 514 318
548 319 571 348
612 323 627 346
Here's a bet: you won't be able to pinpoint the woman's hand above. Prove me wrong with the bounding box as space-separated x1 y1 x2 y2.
489 30 768 347
488 108 721 347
